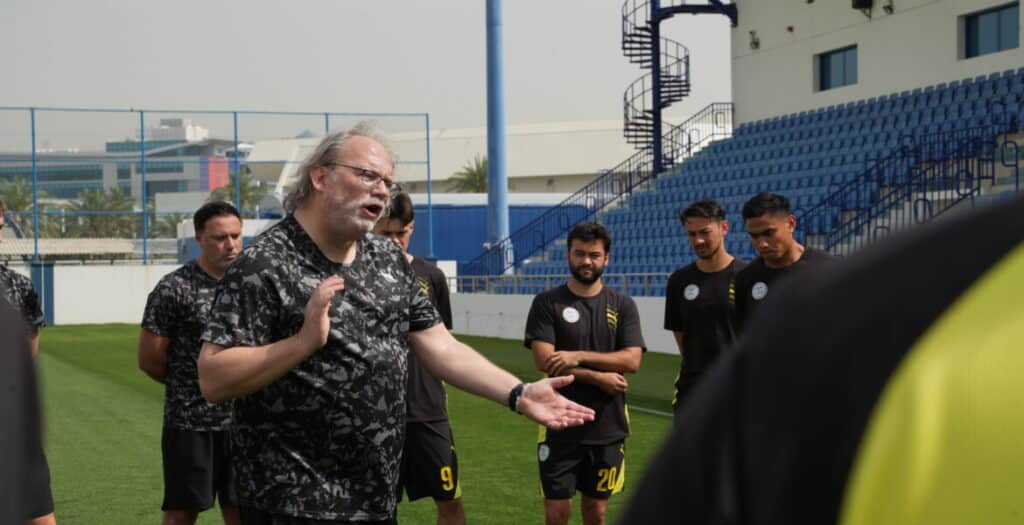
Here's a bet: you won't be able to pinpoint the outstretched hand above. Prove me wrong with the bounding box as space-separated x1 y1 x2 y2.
516 376 596 430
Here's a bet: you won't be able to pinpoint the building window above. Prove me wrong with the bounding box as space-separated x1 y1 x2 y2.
964 3 1019 58
817 46 858 91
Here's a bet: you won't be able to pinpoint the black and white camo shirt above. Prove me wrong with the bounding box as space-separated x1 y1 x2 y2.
201 214 441 521
0 265 43 332
142 260 232 431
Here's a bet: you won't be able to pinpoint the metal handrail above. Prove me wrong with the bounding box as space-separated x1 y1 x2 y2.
461 102 733 276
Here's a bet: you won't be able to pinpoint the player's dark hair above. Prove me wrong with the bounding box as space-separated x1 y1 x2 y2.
385 192 415 225
679 199 727 223
567 222 611 252
742 192 792 219
194 201 241 233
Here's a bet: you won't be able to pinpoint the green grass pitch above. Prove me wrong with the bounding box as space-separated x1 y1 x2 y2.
38 325 677 524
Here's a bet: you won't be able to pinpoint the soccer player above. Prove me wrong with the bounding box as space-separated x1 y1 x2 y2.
374 193 465 525
619 195 1024 525
663 199 745 415
733 192 835 328
0 261 55 525
196 123 594 524
138 201 243 525
525 222 646 525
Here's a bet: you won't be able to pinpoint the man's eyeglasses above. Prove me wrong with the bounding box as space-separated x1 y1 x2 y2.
329 163 401 193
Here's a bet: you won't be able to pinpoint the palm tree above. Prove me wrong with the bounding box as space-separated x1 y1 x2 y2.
66 186 137 238
0 178 64 237
209 166 269 215
0 176 48 211
447 154 489 193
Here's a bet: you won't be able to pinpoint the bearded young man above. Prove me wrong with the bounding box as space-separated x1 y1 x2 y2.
524 222 646 525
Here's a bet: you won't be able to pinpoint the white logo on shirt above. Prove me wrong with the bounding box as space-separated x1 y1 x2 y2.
562 307 580 324
752 282 768 300
684 284 700 301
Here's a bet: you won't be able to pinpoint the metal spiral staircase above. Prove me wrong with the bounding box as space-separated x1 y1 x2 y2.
621 0 737 175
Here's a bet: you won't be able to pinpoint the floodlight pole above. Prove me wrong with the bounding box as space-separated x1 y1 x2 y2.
486 0 510 266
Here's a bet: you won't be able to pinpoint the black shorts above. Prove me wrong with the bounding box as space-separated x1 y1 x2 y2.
673 377 699 417
26 447 55 519
162 427 237 511
538 440 626 500
397 420 460 502
239 506 396 525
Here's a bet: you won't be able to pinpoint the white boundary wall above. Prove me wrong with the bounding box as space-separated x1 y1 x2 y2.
451 293 676 356
53 264 179 325
12 264 676 354
732 0 1024 124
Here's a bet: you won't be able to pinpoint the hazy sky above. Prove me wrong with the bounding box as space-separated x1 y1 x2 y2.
1 1 731 147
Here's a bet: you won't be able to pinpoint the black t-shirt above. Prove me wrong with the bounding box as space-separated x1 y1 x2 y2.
524 285 646 445
142 260 232 431
733 247 835 328
201 215 441 521
406 257 453 422
664 259 746 392
0 265 44 333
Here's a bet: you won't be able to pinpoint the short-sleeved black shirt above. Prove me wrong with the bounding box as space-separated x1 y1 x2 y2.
664 259 746 398
201 215 441 521
0 265 44 333
406 257 453 423
524 285 646 445
141 260 232 431
733 247 836 328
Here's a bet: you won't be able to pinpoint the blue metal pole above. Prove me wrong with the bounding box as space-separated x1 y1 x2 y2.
30 109 39 261
425 113 434 258
486 0 510 260
234 112 241 213
324 113 330 135
140 111 148 263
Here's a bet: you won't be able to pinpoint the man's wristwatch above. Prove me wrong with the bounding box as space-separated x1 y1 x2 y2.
507 383 525 413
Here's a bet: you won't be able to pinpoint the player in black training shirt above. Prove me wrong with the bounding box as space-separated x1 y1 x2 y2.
525 222 646 525
664 200 745 415
733 192 835 328
197 124 593 524
138 202 243 525
0 256 55 525
374 193 464 525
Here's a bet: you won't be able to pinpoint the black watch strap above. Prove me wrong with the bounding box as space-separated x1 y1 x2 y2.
507 383 525 413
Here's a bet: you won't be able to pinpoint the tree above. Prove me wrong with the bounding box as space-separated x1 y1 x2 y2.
209 166 269 214
66 186 137 238
0 178 64 238
145 197 188 239
447 154 489 193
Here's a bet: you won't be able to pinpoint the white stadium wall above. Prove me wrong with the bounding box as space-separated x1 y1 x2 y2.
52 264 179 325
16 261 675 355
451 293 678 356
732 0 1024 124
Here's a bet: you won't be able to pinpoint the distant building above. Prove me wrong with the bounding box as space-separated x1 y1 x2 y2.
0 118 240 201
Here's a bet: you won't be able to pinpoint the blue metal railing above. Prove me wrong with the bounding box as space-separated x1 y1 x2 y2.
796 123 1016 256
461 102 733 277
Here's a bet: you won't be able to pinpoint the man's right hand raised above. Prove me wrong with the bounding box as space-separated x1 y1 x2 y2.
298 276 345 352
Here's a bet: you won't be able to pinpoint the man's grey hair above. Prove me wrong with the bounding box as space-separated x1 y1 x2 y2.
283 121 396 211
